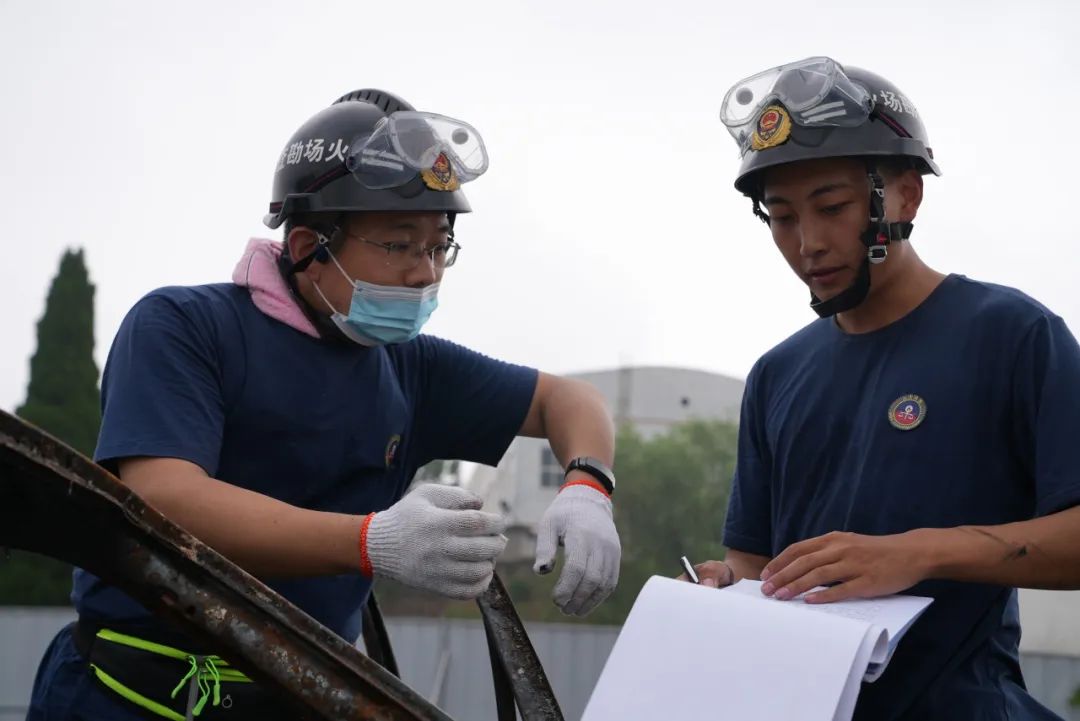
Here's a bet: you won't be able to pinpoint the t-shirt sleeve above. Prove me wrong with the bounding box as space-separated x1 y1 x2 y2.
412 336 539 467
1012 314 1080 516
723 362 774 557
94 291 227 476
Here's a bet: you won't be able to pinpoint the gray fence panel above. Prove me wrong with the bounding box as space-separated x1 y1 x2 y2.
0 608 75 721
1019 653 1080 720
2 609 1078 721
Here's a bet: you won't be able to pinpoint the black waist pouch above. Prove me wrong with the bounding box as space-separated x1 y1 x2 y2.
74 621 303 721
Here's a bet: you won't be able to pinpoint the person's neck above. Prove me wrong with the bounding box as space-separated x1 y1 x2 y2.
834 252 946 335
281 260 354 345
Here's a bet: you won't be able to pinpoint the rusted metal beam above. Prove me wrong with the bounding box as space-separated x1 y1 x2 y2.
477 575 564 721
0 409 564 721
0 410 451 720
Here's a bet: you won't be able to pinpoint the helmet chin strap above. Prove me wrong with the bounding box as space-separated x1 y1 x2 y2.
806 166 913 318
276 222 356 345
809 256 871 317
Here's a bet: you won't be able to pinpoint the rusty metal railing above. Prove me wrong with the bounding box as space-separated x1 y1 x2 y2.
0 410 562 720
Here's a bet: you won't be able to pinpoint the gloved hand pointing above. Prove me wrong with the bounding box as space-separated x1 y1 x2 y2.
361 484 507 600
534 484 621 616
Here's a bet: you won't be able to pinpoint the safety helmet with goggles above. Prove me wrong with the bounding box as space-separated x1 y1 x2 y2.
266 90 488 345
263 89 488 230
720 57 941 318
721 56 873 151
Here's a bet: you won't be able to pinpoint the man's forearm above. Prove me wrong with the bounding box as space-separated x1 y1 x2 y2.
121 458 362 578
533 376 615 467
925 505 1080 589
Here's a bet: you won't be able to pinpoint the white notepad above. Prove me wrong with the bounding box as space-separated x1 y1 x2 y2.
581 576 932 721
723 579 933 682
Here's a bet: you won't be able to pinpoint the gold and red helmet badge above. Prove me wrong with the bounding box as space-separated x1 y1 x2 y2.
421 152 460 192
751 105 793 151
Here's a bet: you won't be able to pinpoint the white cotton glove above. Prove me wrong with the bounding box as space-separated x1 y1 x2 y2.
533 485 621 616
364 484 507 600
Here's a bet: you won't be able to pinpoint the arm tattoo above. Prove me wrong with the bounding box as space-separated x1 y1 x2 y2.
964 527 1029 561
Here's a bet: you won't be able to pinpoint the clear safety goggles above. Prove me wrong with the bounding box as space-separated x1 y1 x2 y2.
720 56 873 148
346 111 489 190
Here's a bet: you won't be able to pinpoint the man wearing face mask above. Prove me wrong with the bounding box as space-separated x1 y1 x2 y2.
27 89 620 721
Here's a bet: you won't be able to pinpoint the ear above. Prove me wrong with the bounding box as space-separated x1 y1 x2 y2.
892 170 924 223
286 227 328 280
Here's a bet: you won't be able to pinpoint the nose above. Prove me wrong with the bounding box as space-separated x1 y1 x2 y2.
797 218 830 259
403 252 439 288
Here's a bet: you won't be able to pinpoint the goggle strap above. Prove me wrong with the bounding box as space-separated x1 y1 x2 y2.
872 106 913 138
301 165 349 195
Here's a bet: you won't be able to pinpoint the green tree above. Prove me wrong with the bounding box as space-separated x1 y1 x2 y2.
597 419 738 623
17 248 101 455
2 248 101 605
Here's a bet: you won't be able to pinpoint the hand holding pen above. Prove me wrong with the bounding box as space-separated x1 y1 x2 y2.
677 555 735 588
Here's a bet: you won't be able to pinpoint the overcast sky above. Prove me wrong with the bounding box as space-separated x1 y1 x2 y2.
2 0 1077 413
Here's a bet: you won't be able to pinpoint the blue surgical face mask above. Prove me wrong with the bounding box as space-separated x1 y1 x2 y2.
313 251 439 346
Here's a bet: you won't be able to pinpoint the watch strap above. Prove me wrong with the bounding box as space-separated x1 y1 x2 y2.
564 456 615 495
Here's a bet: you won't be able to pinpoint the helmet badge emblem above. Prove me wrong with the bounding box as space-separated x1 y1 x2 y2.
421 152 461 192
751 105 793 151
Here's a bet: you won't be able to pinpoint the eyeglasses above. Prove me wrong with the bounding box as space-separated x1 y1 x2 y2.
352 235 461 271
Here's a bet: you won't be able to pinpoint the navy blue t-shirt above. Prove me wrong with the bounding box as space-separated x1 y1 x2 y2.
74 283 538 643
724 275 1080 721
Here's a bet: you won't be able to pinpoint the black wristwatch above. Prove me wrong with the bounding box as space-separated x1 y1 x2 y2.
564 456 616 496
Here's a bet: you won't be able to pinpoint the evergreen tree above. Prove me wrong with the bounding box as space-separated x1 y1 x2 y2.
2 248 101 605
17 248 101 455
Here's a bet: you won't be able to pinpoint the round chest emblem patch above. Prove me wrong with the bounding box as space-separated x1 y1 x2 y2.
385 434 402 467
888 394 926 431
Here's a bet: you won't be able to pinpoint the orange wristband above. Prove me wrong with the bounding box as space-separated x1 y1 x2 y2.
560 479 611 499
358 513 376 578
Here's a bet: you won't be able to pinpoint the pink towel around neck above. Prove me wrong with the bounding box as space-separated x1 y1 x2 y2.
232 238 320 339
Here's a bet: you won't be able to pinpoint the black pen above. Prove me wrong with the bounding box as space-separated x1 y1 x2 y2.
679 555 700 584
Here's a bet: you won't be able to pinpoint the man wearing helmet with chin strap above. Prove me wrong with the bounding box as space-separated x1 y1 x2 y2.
27 89 621 721
682 59 1080 719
